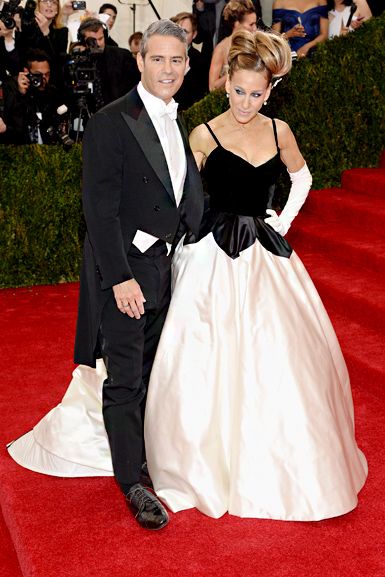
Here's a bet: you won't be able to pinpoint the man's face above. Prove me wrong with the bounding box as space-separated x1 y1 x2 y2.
83 28 105 50
28 60 50 90
137 34 188 103
129 38 141 57
178 17 196 47
101 8 116 30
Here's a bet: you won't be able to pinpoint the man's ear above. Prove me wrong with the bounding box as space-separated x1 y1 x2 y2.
136 52 144 73
192 30 197 41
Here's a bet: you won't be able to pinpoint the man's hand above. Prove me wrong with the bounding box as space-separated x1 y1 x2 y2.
113 279 146 319
17 71 30 94
0 118 7 134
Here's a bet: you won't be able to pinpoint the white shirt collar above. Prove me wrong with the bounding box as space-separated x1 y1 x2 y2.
137 81 178 120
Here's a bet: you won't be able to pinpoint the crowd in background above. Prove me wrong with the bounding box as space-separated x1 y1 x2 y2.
0 0 383 145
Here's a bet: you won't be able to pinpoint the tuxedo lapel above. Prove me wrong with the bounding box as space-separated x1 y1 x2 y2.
121 89 175 204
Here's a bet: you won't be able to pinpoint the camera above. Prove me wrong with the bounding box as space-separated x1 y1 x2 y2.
0 0 23 30
26 71 44 88
65 41 100 95
72 1 86 10
22 0 37 27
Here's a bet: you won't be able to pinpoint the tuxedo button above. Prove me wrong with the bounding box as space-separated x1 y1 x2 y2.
165 233 172 240
96 265 103 282
143 177 149 183
154 205 160 212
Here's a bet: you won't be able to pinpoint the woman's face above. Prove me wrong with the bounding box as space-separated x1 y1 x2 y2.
226 68 271 124
234 12 257 33
38 0 59 20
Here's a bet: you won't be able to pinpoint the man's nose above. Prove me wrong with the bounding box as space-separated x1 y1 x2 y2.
163 59 172 74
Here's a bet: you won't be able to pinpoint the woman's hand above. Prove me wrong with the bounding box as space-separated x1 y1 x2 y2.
35 11 51 36
296 43 311 58
285 23 306 39
61 0 75 16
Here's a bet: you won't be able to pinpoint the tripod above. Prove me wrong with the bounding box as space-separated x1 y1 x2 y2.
71 91 92 143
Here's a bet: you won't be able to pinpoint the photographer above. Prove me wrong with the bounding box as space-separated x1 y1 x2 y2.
98 3 118 46
16 0 68 88
0 48 70 144
0 5 21 79
72 18 139 112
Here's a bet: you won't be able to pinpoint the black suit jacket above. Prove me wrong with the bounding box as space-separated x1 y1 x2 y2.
74 86 204 366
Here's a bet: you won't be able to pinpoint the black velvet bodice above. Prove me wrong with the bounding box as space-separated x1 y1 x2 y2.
185 121 292 260
203 145 280 217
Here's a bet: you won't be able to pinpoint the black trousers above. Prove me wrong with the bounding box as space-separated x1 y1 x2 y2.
99 242 171 493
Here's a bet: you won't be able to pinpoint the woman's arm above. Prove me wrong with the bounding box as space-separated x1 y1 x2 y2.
208 40 228 91
297 13 329 57
189 124 208 170
264 119 312 235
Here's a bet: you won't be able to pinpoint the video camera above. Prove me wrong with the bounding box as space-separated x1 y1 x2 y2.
65 38 101 95
0 0 36 30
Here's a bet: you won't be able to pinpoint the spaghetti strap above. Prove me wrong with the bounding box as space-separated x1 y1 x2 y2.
272 118 279 152
204 123 221 147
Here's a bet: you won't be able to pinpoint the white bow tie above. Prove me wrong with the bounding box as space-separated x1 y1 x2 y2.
161 101 179 121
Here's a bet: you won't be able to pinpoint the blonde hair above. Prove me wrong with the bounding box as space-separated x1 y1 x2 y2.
228 29 292 83
223 0 255 29
37 0 64 28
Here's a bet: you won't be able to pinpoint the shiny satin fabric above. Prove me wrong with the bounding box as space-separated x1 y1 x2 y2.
145 234 367 521
8 361 114 477
188 211 292 259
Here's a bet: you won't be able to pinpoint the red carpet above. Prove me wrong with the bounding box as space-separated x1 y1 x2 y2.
1 167 385 577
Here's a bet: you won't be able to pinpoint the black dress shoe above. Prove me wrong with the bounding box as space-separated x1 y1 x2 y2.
126 483 169 530
140 462 153 489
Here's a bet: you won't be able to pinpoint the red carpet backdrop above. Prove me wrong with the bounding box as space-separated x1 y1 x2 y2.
1 167 385 577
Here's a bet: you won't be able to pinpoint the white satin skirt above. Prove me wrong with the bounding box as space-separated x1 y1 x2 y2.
144 233 368 521
7 233 367 520
7 361 114 477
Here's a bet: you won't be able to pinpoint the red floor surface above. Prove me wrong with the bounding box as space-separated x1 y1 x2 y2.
1 167 384 577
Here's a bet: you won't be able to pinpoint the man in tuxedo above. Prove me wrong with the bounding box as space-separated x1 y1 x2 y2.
74 19 204 530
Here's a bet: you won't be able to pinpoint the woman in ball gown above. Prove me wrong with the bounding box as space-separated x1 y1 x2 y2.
8 29 367 522
144 29 367 521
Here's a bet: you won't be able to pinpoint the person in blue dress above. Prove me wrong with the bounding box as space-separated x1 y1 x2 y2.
272 0 329 58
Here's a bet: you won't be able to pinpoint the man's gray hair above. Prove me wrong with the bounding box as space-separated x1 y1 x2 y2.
139 19 188 58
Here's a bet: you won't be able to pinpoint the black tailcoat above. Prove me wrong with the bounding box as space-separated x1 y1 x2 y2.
74 87 204 367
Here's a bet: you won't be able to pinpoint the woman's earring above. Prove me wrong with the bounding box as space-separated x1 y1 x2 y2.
226 92 229 98
263 100 268 106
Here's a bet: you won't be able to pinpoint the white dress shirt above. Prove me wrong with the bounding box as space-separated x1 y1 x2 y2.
132 82 187 253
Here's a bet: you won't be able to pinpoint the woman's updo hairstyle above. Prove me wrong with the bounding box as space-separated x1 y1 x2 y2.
228 29 292 84
223 0 255 29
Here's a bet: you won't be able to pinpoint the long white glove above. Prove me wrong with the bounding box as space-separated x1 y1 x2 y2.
264 163 312 236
